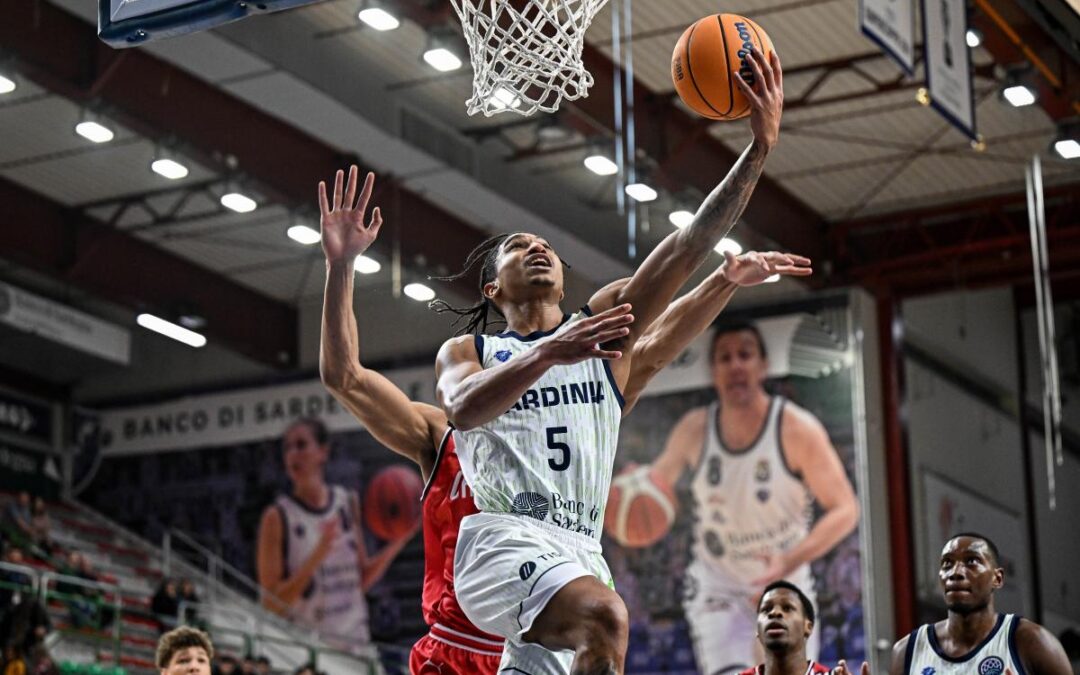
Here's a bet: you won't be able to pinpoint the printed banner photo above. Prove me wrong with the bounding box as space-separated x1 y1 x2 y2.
922 0 977 138
860 0 916 74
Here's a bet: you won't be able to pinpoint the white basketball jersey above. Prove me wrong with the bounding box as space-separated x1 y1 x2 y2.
906 614 1024 675
452 309 624 541
689 398 813 591
274 485 370 642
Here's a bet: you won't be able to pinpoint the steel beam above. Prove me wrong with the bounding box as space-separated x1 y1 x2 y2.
1 0 489 300
0 175 299 367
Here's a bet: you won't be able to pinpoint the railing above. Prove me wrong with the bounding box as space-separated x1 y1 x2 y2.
39 571 124 665
0 560 40 595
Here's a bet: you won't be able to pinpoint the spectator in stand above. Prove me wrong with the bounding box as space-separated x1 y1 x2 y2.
156 626 213 675
56 552 94 629
1 548 32 611
27 499 52 557
291 666 316 675
1 494 32 547
151 578 181 632
179 579 200 627
2 644 26 675
213 655 238 675
240 657 256 674
254 656 270 675
75 553 114 629
0 595 51 661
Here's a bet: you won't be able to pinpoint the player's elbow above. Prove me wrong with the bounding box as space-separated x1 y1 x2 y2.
836 494 860 534
440 390 479 432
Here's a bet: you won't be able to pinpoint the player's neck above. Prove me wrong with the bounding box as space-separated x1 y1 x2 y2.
499 299 564 336
942 605 998 652
762 648 807 675
720 388 771 415
292 480 329 509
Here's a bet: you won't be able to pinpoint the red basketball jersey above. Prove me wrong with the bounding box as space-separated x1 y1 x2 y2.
739 662 831 675
419 429 504 649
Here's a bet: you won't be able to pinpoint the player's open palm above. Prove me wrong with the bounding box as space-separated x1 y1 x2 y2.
722 250 811 286
539 304 634 365
734 48 783 148
318 165 383 264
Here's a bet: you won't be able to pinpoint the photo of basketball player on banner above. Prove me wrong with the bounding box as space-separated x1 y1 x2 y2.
607 306 869 674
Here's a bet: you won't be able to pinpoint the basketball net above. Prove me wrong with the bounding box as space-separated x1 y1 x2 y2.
450 0 609 116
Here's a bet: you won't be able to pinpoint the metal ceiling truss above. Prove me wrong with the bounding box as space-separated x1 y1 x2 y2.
835 183 1080 295
0 0 498 363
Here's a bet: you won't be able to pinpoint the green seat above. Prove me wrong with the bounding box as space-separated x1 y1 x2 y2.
58 662 80 675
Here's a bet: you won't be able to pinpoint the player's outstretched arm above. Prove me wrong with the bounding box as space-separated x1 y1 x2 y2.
589 49 783 351
624 250 811 411
436 304 634 430
1016 619 1072 675
318 166 445 468
750 404 859 587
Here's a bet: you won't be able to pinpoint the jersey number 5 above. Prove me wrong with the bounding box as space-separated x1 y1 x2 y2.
547 426 571 471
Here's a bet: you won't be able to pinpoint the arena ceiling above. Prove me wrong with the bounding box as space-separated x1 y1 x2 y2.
0 0 1077 397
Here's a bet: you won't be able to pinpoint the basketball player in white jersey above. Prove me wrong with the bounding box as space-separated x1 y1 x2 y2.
256 417 414 647
647 320 859 675
879 533 1069 675
317 162 810 673
429 46 785 675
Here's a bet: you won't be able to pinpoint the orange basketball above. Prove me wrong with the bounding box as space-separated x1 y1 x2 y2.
604 465 677 548
363 465 424 540
671 14 776 120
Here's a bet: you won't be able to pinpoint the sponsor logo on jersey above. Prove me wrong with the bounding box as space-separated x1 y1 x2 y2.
495 350 512 362
707 456 722 485
507 380 607 413
756 488 770 503
978 657 1005 675
921 668 936 675
755 459 770 482
705 530 725 558
449 470 472 500
519 561 537 580
511 492 550 521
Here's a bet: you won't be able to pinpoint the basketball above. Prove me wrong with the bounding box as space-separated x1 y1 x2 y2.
363 465 424 540
604 465 677 548
671 14 776 120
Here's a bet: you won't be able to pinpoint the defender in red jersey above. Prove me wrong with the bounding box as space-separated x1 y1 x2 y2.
316 166 812 674
739 581 830 675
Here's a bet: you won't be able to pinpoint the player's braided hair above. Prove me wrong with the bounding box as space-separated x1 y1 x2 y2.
429 233 510 336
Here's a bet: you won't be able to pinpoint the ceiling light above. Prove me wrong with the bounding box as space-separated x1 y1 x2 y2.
1002 84 1035 107
287 224 321 245
354 254 381 274
423 47 462 72
151 157 189 180
625 182 658 202
403 282 435 301
490 86 521 110
965 29 981 48
358 6 399 30
714 238 743 256
0 74 15 95
221 192 257 213
137 313 207 348
75 120 114 143
584 154 618 176
1054 138 1080 159
763 273 780 283
668 210 694 228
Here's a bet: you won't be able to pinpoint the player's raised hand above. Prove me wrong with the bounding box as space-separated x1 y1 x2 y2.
721 250 811 286
318 165 383 264
734 48 783 149
538 304 634 365
831 660 871 675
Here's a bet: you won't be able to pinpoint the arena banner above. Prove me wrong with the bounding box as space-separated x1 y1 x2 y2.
94 366 434 455
922 0 977 139
0 280 131 365
0 388 53 445
859 0 916 74
606 303 871 673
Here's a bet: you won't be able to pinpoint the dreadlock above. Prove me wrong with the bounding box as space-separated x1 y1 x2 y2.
429 233 510 336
